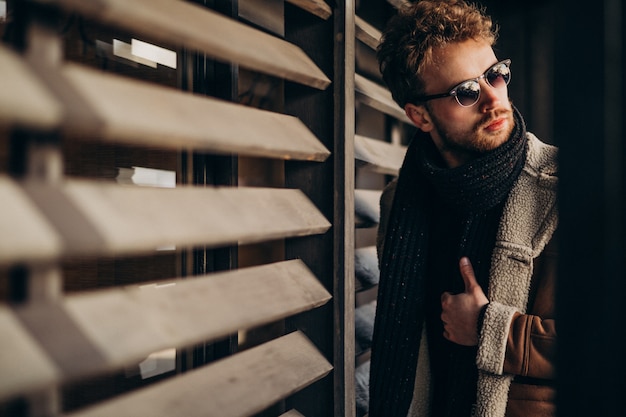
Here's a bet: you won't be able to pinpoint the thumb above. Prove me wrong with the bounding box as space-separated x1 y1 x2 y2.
459 257 479 292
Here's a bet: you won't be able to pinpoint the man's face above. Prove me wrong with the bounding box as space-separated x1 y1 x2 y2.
410 39 514 167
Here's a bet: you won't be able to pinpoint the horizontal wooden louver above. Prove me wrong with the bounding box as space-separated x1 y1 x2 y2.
0 260 330 401
0 306 61 402
355 16 381 50
355 134 406 176
286 0 332 20
0 176 330 263
355 360 370 416
33 0 331 90
354 189 381 228
355 301 376 354
355 246 379 291
355 74 411 124
0 177 62 264
55 64 330 161
239 0 284 36
280 410 306 417
63 331 332 417
0 45 62 130
387 0 409 9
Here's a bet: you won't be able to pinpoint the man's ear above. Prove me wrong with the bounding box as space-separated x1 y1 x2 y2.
405 103 434 132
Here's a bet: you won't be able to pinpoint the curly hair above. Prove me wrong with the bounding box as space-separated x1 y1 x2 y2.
377 0 498 107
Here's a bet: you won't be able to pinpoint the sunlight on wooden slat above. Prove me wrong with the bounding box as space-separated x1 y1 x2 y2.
0 45 62 130
354 134 406 176
0 177 62 265
354 188 382 227
280 410 306 417
355 74 411 124
59 64 330 161
34 0 330 89
355 16 381 50
0 306 60 401
21 179 331 257
286 0 332 20
355 246 380 291
0 260 330 400
65 332 332 417
65 260 331 364
387 0 410 9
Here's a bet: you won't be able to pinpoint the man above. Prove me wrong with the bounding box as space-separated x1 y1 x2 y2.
368 1 558 417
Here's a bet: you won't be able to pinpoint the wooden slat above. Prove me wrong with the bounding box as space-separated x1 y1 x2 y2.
355 360 370 417
355 16 381 50
355 74 411 124
354 189 381 228
0 44 62 130
0 177 62 265
387 0 409 9
286 0 332 20
355 301 376 354
355 246 379 291
18 178 330 257
0 306 61 401
58 64 330 162
66 260 330 367
0 260 330 400
280 410 306 417
35 0 330 90
64 331 333 417
354 134 406 176
240 0 284 36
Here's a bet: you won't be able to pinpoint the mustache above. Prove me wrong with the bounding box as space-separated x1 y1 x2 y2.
478 109 513 128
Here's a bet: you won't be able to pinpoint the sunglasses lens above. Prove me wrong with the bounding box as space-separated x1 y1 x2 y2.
455 81 480 106
418 60 511 107
486 62 511 88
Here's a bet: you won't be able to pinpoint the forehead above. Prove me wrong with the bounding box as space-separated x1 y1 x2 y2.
421 39 499 93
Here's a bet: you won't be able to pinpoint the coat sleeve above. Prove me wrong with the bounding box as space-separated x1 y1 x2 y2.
477 238 557 380
477 306 557 380
501 312 556 379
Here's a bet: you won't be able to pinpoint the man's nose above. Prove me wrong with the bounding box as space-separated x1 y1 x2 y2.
478 79 502 112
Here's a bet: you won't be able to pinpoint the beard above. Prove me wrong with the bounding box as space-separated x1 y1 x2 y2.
429 107 515 159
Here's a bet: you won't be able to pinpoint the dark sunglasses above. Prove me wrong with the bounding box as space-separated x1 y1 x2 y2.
415 59 511 107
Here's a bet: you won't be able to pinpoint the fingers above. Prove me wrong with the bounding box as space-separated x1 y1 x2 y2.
459 257 479 292
440 258 488 346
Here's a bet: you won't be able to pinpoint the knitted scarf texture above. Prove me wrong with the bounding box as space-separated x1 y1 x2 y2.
369 107 528 417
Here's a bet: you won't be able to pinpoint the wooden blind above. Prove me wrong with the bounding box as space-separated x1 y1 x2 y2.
1 260 331 401
355 74 412 125
34 0 331 90
286 0 332 20
353 10 413 417
56 64 331 161
0 45 62 130
355 134 406 176
0 0 353 416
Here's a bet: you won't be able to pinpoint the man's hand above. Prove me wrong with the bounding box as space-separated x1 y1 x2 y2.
440 257 489 346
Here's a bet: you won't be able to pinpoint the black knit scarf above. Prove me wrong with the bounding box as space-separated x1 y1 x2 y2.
368 107 528 417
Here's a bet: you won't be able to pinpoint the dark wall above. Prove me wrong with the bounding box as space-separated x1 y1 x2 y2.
555 0 626 416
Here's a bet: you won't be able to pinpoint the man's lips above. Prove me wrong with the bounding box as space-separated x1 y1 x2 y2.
484 117 507 132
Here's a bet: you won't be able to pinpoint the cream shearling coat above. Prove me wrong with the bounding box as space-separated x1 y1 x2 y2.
377 133 558 417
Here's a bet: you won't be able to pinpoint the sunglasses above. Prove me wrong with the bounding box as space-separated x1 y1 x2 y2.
415 59 511 107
